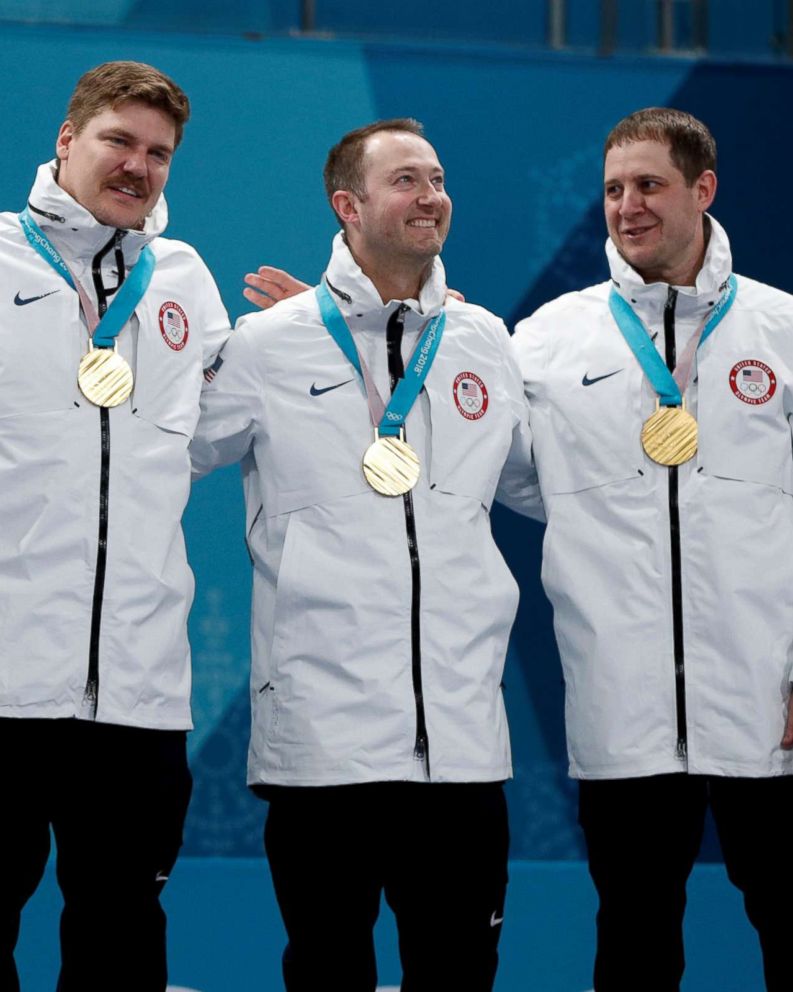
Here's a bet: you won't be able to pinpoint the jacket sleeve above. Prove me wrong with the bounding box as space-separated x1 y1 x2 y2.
493 319 545 523
190 314 263 480
197 257 233 370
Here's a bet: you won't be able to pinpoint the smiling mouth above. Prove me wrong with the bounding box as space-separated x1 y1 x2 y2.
622 223 657 239
108 184 144 200
407 218 439 229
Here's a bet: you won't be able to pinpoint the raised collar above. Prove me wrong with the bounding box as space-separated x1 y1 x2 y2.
23 160 167 265
606 214 734 323
322 231 447 323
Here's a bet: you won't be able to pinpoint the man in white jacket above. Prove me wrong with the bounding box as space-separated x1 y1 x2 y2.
508 108 793 992
0 62 230 990
191 119 538 991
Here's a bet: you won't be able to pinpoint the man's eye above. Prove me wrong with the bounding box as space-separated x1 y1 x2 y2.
605 185 621 198
432 176 445 188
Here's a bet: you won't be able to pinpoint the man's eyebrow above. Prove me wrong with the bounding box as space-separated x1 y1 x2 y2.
384 164 445 179
98 126 174 154
603 172 667 186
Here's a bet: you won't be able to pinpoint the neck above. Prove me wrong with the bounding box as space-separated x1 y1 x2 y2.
348 243 430 304
638 249 704 288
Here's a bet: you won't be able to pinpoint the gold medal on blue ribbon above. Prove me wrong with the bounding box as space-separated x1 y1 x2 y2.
78 342 134 408
641 401 698 466
362 428 420 496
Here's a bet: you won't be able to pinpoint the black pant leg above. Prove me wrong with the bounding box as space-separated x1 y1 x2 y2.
0 719 55 992
578 774 708 992
52 722 192 992
263 785 382 992
383 782 509 992
708 775 793 992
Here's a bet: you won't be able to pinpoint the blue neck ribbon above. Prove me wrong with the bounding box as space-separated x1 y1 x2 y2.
608 274 737 406
316 281 446 437
19 208 155 347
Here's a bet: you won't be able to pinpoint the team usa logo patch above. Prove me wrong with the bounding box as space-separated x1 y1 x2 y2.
453 372 489 420
158 302 189 351
728 360 777 405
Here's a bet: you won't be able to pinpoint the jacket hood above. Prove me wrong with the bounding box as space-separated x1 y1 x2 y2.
322 231 447 321
606 214 734 321
25 160 168 265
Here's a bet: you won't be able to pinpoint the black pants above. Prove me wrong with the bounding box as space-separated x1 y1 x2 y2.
578 773 793 992
0 718 192 992
261 781 509 992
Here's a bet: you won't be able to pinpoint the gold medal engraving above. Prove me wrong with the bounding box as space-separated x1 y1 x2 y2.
363 430 420 496
641 403 698 466
78 345 134 408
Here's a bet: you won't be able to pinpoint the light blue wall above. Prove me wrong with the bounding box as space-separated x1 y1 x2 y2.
2 24 793 865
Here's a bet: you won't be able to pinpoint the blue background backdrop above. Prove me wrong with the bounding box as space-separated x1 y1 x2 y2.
1 8 790 989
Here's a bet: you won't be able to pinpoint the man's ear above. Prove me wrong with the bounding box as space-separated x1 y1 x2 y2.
696 169 717 214
56 120 75 164
331 189 361 228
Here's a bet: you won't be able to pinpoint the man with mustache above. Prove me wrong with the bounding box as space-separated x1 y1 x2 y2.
0 61 230 990
506 108 793 991
191 118 539 991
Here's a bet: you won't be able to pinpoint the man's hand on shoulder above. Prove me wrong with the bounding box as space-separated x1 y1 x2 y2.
447 289 464 303
243 266 311 310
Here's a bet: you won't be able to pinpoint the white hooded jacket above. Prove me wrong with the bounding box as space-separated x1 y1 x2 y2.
509 217 793 779
191 233 539 786
0 162 230 729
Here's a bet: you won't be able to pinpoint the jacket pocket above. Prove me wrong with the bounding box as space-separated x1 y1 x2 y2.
531 376 644 495
423 377 513 508
131 318 204 439
697 357 793 493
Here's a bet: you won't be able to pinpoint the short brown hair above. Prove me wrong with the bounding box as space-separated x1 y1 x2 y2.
323 118 424 223
66 61 190 147
604 108 716 186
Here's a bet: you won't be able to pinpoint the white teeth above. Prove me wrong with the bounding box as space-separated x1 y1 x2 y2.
408 219 436 228
115 186 141 198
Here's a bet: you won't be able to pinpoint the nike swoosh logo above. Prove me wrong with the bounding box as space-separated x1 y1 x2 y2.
310 379 354 396
14 290 60 306
490 912 504 927
582 369 623 387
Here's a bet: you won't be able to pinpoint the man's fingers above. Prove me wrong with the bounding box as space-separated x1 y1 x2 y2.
243 267 311 311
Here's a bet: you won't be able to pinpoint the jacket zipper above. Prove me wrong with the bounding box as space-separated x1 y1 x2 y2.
83 230 126 717
386 304 430 777
663 286 688 760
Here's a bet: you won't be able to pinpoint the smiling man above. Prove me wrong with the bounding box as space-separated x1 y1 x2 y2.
0 62 230 990
507 108 793 991
190 118 539 991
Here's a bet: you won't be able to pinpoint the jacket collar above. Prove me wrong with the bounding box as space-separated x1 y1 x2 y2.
24 160 167 265
322 231 447 323
606 214 734 322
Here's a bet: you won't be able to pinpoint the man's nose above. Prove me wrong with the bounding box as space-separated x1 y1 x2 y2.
122 148 147 178
417 180 442 204
620 186 644 216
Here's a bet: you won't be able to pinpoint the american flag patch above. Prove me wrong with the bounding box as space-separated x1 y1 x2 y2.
461 380 480 398
203 354 224 383
742 368 763 383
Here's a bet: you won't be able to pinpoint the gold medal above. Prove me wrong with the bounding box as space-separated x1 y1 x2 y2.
641 401 698 466
78 343 134 408
363 429 420 496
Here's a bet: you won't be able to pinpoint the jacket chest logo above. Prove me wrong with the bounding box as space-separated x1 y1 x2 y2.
453 371 488 420
158 301 189 352
728 360 776 405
